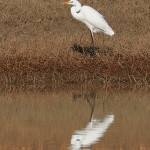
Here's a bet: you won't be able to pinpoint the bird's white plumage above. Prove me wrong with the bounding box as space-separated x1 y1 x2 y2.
70 114 114 150
60 0 115 41
80 6 114 35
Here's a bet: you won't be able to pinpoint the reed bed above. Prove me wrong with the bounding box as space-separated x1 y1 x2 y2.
0 52 150 90
0 0 150 90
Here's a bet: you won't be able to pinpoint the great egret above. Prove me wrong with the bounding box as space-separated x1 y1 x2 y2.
70 114 114 150
60 0 115 44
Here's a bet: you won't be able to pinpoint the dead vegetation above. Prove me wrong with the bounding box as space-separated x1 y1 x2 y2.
0 0 150 90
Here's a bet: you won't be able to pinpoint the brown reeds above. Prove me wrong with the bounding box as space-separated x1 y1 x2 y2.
0 0 150 90
0 52 150 90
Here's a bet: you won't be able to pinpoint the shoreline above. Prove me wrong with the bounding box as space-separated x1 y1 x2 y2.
0 51 150 92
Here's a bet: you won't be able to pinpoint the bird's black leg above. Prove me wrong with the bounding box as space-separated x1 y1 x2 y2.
86 96 96 122
90 31 94 46
89 31 96 56
102 33 104 46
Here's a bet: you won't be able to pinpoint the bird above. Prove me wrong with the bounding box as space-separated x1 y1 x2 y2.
70 114 114 150
60 0 115 45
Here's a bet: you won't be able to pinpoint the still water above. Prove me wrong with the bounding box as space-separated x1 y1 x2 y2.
0 89 150 150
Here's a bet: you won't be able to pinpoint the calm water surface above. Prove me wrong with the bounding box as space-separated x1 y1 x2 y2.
0 89 150 150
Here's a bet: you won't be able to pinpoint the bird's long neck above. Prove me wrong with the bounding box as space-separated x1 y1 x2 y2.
73 1 82 12
71 1 83 21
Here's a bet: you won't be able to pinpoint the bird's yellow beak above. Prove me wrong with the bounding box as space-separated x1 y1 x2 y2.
60 1 70 4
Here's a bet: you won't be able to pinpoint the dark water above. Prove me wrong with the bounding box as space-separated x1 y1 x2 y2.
0 89 150 150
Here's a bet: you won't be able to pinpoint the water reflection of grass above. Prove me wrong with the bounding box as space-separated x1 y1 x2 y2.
0 91 149 149
0 0 149 90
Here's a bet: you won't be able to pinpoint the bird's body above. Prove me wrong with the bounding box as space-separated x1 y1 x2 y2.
71 5 114 36
60 0 114 44
70 114 114 150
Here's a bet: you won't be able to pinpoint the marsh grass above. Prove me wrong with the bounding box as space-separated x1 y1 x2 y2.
0 52 149 91
0 0 150 90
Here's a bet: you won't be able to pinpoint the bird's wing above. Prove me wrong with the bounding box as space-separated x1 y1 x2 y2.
72 115 114 146
81 115 114 145
81 6 108 28
80 6 114 35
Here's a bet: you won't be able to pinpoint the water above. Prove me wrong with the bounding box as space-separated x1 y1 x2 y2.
0 89 150 150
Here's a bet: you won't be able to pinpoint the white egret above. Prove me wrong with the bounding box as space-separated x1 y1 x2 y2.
70 114 114 150
60 0 115 44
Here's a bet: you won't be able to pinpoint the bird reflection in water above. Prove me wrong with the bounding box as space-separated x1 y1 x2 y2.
71 92 114 150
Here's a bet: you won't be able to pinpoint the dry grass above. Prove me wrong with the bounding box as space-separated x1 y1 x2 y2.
0 0 150 90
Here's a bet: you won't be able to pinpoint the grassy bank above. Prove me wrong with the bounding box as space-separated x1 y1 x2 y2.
0 52 150 91
0 0 150 90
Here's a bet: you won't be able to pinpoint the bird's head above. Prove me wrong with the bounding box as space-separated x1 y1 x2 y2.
60 0 78 6
71 135 82 150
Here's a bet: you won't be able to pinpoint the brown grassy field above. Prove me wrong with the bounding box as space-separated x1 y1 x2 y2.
0 0 150 90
